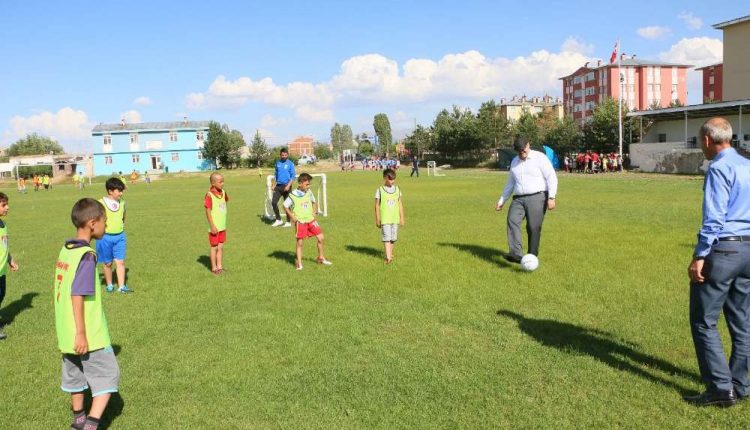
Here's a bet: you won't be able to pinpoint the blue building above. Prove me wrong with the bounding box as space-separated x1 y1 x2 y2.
92 120 213 175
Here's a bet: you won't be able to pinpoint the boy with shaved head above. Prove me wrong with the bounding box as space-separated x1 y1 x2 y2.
205 173 228 275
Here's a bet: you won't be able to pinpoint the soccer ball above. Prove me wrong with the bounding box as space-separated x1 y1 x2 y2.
520 254 539 272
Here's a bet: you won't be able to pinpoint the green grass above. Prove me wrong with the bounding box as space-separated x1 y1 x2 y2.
1 169 748 429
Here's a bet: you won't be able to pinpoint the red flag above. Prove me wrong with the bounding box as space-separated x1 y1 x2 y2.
609 41 619 64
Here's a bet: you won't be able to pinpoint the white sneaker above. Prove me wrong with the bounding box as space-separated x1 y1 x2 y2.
317 258 333 265
295 264 303 271
283 222 292 227
271 220 283 227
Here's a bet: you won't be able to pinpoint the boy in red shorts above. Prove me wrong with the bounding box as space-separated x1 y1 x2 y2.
283 173 332 270
204 173 228 275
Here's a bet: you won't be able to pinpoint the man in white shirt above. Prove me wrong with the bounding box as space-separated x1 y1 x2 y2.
495 137 558 263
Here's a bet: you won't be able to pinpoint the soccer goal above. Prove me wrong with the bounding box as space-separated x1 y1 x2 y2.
426 161 445 176
263 173 328 219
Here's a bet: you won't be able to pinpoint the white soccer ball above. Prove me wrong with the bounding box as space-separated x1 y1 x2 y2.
520 254 539 272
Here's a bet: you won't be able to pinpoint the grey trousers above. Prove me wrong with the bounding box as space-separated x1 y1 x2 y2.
507 192 547 257
690 240 750 395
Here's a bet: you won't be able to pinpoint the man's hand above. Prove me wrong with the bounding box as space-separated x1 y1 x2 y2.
547 199 556 210
284 183 291 192
495 202 504 211
688 258 706 283
74 333 89 355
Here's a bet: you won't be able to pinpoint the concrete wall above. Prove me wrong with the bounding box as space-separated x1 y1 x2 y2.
723 21 750 101
630 142 708 174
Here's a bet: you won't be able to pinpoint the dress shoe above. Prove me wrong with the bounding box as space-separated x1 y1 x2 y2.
503 254 522 263
683 388 737 407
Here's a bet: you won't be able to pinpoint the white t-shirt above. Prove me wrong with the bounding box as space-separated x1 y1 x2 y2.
283 189 316 209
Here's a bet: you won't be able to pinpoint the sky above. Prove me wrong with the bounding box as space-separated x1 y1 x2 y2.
0 1 746 153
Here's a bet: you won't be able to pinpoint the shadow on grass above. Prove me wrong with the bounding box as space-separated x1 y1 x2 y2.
345 245 381 259
268 250 296 265
0 292 38 325
84 392 124 429
196 255 212 271
258 214 275 225
438 242 516 269
497 310 699 393
97 268 130 286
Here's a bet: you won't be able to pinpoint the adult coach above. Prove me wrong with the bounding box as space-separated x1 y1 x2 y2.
410 155 419 177
495 136 557 263
271 148 296 227
684 117 750 407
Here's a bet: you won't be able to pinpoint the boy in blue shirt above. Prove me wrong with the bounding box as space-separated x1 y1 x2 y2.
271 148 296 227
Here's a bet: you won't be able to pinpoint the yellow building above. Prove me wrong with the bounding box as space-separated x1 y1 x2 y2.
499 95 564 122
714 15 750 101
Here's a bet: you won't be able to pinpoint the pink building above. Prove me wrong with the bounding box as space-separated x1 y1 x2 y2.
695 63 723 102
560 56 691 124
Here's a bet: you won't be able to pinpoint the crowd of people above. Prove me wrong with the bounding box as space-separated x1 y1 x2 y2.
562 151 626 174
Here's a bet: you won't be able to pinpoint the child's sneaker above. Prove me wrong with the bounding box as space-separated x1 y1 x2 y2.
0 329 6 340
106 284 115 293
283 222 292 228
295 264 303 271
118 285 133 294
271 220 283 227
317 258 333 265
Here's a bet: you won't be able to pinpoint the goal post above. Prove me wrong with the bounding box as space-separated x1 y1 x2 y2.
264 173 328 219
426 161 445 177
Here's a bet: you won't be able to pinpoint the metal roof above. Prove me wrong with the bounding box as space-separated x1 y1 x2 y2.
695 63 723 71
626 99 750 121
92 121 211 133
714 15 750 29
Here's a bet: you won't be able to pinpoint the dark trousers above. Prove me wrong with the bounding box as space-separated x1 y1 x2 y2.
271 184 291 221
690 241 750 395
507 192 547 257
410 166 419 177
0 275 5 309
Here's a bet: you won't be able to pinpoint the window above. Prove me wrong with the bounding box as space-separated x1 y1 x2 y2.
130 133 139 144
709 76 715 85
103 134 112 145
132 154 140 163
104 156 113 165
585 71 595 81
585 87 596 96
171 152 180 161
197 151 204 161
196 131 204 141
709 90 715 100
169 130 178 142
672 67 678 83
58 164 65 171
658 133 667 143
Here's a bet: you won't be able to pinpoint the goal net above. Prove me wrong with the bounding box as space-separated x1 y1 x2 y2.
263 173 328 219
426 161 445 176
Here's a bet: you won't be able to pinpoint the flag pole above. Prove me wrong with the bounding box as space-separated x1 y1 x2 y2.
618 38 623 160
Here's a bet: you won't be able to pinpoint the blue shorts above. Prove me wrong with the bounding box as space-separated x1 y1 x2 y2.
96 232 127 263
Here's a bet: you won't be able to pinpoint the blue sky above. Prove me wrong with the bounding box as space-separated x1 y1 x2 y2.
1 1 746 152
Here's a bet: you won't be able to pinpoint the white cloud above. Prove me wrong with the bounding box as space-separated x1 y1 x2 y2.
185 41 592 118
259 114 291 128
3 107 92 144
637 26 672 40
133 96 152 106
120 110 142 124
678 12 702 30
659 37 722 67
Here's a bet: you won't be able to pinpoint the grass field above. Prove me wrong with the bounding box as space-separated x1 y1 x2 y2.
1 168 748 429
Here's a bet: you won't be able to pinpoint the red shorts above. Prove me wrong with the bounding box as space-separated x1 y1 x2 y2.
209 230 226 246
295 220 322 239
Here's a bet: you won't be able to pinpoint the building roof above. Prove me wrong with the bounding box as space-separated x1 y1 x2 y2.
560 58 692 79
626 99 750 121
695 63 723 71
714 15 750 29
92 121 210 133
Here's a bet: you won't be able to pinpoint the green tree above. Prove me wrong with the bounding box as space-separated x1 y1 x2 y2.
201 122 245 168
373 113 393 155
314 142 333 160
476 100 511 150
330 123 344 158
582 97 642 153
248 130 269 167
542 117 581 155
341 124 354 150
403 124 432 157
7 134 65 156
513 111 539 144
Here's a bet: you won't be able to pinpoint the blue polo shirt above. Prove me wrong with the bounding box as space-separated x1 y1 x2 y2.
695 147 750 257
275 159 296 185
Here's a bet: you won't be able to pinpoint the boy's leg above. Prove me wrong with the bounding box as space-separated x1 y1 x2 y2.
88 393 112 420
316 234 325 260
216 243 224 271
209 245 218 272
102 263 114 289
296 239 304 267
384 242 394 262
81 347 119 427
114 260 125 288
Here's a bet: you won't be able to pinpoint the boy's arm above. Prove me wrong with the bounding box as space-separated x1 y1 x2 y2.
399 200 405 226
283 206 296 223
72 295 88 355
205 207 217 234
375 198 381 228
9 253 17 271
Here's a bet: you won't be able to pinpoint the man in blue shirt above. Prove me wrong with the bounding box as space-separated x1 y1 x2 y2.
271 148 296 227
685 117 750 408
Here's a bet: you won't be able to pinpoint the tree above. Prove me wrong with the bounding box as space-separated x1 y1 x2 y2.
201 121 245 168
543 117 581 155
341 124 354 151
248 130 270 167
314 142 333 160
513 111 540 145
476 100 511 150
582 97 643 153
403 125 432 157
373 113 393 156
7 134 65 156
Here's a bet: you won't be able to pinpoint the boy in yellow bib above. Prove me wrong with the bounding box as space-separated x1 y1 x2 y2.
204 173 228 275
97 178 132 293
283 173 332 270
0 192 19 340
375 168 405 263
55 198 120 430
